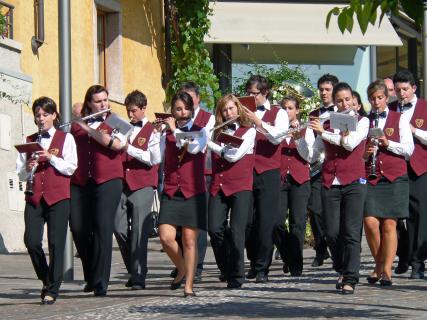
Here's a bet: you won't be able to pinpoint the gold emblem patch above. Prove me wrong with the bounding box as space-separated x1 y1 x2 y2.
137 137 146 146
415 119 424 128
384 128 394 137
49 148 59 156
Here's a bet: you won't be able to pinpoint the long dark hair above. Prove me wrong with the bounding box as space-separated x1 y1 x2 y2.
82 85 109 116
171 91 194 120
32 96 61 128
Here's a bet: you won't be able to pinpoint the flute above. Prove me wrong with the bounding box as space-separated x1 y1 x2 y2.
59 108 112 128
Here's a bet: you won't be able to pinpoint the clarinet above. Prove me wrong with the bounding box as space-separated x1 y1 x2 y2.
368 110 380 180
25 125 43 196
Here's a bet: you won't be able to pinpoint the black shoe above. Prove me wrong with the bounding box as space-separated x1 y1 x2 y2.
125 278 133 288
40 286 48 299
170 268 178 278
131 283 146 290
255 272 268 283
311 256 324 267
184 291 196 298
170 277 184 290
394 263 409 274
380 278 393 286
219 273 227 282
336 276 343 290
366 275 379 284
410 270 424 279
290 270 302 277
83 283 94 293
282 264 289 274
41 295 56 305
274 249 281 260
341 284 355 295
194 270 202 283
94 289 107 297
227 281 242 289
246 268 257 279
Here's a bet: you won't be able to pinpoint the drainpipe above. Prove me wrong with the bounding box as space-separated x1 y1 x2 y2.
31 0 45 54
163 0 172 89
58 0 73 280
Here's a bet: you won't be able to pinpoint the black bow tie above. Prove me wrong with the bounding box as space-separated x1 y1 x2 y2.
40 131 50 139
87 116 104 123
320 105 335 113
131 121 143 127
256 105 265 111
370 111 387 120
225 123 236 131
399 102 412 112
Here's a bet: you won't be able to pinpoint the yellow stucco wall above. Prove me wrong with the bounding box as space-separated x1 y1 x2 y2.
7 0 165 119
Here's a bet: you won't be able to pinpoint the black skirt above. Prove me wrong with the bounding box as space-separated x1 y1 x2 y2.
159 191 207 230
364 175 409 219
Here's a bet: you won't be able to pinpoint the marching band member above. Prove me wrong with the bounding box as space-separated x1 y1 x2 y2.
113 90 161 290
389 70 427 280
310 82 369 294
157 91 207 297
363 80 413 287
307 74 338 267
17 97 77 304
70 85 127 296
274 96 314 277
207 94 255 289
244 75 288 283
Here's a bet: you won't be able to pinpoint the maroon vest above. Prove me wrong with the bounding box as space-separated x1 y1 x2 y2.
280 129 310 185
122 122 159 191
408 100 427 176
210 127 255 196
254 107 281 174
25 130 71 206
367 111 407 185
163 124 206 199
322 118 366 188
194 108 213 175
70 119 123 186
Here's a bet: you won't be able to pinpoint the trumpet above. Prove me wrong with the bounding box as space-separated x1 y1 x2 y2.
59 108 111 128
25 124 43 196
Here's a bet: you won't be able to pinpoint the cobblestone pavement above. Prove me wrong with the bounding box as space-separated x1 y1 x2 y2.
1 239 427 319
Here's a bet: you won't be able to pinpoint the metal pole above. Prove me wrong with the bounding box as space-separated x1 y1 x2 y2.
58 0 73 281
370 45 377 82
423 2 427 98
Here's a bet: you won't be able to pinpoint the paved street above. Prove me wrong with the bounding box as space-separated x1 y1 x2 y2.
1 239 427 319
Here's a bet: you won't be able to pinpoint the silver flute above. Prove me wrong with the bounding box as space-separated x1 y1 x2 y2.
59 108 112 128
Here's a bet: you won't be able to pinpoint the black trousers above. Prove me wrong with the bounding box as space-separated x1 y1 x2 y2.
396 219 409 265
24 199 70 298
246 169 281 274
308 174 328 258
321 181 366 285
209 190 252 284
70 178 122 292
114 186 154 285
407 168 427 272
274 176 310 273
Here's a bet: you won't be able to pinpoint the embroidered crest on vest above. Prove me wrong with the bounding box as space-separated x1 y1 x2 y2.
384 128 394 136
137 137 146 146
49 148 60 156
415 119 424 128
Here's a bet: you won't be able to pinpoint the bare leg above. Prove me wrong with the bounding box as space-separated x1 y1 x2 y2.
159 224 185 281
364 216 382 276
181 227 199 293
381 218 398 280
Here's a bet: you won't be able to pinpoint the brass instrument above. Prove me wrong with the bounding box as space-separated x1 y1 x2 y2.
280 81 315 104
25 124 43 196
368 110 380 180
59 108 112 128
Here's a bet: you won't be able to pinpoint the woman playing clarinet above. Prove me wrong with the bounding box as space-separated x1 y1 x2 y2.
363 80 414 286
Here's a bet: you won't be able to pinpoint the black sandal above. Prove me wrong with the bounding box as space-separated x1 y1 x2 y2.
341 283 355 295
335 276 343 290
366 275 379 284
41 295 56 305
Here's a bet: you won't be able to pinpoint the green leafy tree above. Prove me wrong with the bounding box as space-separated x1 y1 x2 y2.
0 6 6 36
326 0 424 35
168 0 221 109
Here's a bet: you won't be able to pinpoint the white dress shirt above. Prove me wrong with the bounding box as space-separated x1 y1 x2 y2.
398 96 427 146
256 100 289 144
370 108 414 159
290 126 316 163
16 127 78 181
126 117 161 166
313 116 369 185
208 124 256 163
